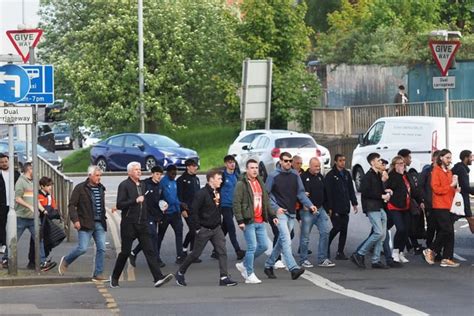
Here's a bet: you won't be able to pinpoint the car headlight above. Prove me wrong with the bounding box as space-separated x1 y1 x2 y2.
57 156 62 162
65 137 70 143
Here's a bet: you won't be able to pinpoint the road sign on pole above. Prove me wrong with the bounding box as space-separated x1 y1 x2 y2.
17 65 54 105
0 64 31 103
429 40 461 76
0 106 33 125
6 29 43 63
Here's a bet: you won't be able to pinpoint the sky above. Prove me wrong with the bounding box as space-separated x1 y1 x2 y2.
0 0 41 56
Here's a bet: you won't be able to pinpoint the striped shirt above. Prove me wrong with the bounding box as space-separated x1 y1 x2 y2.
91 186 102 221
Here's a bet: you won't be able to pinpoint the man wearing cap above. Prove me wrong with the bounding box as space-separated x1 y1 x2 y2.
177 159 201 261
217 155 245 260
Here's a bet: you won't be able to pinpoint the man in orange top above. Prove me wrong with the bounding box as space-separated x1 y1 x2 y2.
423 149 460 268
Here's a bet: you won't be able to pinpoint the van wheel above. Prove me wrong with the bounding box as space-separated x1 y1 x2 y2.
353 166 364 192
259 163 268 182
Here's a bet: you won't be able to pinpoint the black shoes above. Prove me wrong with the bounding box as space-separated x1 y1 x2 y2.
192 258 202 263
110 277 120 288
155 273 174 287
236 249 246 260
264 267 277 279
211 251 218 259
387 260 403 268
40 260 57 272
129 253 137 268
175 256 185 264
219 276 238 286
291 268 305 280
157 260 166 268
175 272 187 286
26 262 35 270
371 262 389 269
350 253 366 269
335 252 348 260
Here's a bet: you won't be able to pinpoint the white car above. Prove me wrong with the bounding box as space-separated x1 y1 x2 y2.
227 129 292 171
82 130 104 148
240 132 331 179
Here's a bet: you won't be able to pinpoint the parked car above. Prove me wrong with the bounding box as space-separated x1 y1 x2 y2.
240 132 331 180
227 129 292 172
0 141 63 170
82 130 104 148
90 133 199 172
52 122 75 150
38 122 56 152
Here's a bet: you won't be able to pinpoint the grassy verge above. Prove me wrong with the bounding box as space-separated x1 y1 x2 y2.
62 147 91 173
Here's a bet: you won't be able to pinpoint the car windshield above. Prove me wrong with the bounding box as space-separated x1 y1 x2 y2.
141 134 180 148
53 124 71 134
275 137 316 148
13 142 49 154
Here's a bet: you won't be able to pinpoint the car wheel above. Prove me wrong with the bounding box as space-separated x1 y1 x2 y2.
353 166 364 192
145 156 157 171
96 157 108 172
259 163 268 182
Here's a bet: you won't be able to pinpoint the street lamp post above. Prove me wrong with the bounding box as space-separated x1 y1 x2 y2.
138 0 145 133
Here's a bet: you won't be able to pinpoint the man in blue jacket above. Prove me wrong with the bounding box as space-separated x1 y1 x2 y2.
156 165 185 264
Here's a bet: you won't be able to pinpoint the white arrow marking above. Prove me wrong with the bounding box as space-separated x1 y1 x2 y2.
0 71 21 97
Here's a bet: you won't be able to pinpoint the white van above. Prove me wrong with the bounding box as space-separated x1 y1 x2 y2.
351 116 474 191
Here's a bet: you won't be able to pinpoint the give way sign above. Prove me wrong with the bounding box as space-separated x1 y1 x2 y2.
429 40 461 76
6 29 43 63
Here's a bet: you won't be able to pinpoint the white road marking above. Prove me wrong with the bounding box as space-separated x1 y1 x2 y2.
453 253 467 262
302 270 429 316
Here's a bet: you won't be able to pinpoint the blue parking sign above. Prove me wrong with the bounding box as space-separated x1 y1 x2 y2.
17 65 54 105
0 64 31 103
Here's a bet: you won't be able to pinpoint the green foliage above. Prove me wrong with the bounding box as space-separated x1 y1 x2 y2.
62 147 91 173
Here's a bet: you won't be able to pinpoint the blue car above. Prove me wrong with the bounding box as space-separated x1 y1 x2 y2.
90 133 199 171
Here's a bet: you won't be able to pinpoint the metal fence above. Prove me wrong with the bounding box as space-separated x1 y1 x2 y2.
37 156 74 241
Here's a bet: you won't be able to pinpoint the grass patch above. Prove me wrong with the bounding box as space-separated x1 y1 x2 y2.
62 147 91 173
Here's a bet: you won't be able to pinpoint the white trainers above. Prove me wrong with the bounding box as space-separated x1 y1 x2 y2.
399 252 409 263
235 262 248 280
301 260 314 268
318 259 336 267
0 245 6 254
245 273 262 284
274 260 286 269
392 249 401 262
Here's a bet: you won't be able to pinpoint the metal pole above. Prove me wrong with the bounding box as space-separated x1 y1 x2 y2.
241 59 249 131
444 33 450 149
7 125 17 275
265 58 272 130
138 0 145 133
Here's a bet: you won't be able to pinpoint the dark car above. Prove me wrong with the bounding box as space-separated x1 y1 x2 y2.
90 133 199 172
52 122 75 150
45 99 70 122
38 122 56 152
0 141 63 170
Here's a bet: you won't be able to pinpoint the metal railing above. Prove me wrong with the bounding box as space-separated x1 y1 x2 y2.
37 156 74 241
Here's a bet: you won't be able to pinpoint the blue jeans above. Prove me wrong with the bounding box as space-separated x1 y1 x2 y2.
3 217 46 263
64 222 106 277
357 210 387 264
265 213 298 271
243 222 268 275
299 208 331 263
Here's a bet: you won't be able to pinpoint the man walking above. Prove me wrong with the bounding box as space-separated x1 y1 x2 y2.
59 165 107 280
110 162 173 288
0 153 20 254
325 154 358 260
452 150 473 218
263 152 316 280
233 159 277 284
175 169 237 287
299 158 335 268
351 153 391 269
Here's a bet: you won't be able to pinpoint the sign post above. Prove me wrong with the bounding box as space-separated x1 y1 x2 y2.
429 40 461 149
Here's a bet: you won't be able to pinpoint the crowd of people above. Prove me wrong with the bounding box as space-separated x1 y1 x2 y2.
0 145 471 287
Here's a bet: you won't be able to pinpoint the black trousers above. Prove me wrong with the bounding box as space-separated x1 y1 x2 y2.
183 216 196 251
0 205 8 246
179 226 228 277
132 220 159 260
387 211 411 251
430 209 455 259
156 212 184 258
425 208 439 249
112 222 164 282
328 213 349 254
221 207 241 252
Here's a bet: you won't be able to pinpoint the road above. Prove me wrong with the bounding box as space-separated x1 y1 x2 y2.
1 174 473 315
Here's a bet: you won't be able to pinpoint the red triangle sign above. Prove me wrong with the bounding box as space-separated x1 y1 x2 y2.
6 29 43 63
429 40 461 76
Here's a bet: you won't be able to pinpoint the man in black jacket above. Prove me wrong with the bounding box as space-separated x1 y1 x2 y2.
351 153 392 269
325 154 358 260
0 153 20 254
175 169 237 287
452 150 473 218
110 162 173 288
59 165 107 281
129 166 166 268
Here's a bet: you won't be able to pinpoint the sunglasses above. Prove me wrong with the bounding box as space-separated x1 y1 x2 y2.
282 159 293 163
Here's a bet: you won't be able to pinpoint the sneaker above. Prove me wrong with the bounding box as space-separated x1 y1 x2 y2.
26 262 35 270
274 260 286 269
175 272 187 286
318 259 336 268
392 249 401 263
40 261 57 272
1 259 7 269
0 245 6 254
423 249 435 265
175 256 185 264
414 246 424 255
387 260 403 268
335 252 348 260
263 267 277 279
371 262 389 269
109 277 120 288
192 257 202 263
245 273 262 284
211 251 218 259
58 256 68 275
235 262 248 280
440 259 460 268
290 268 305 280
155 273 174 287
236 249 246 260
92 275 108 282
399 252 409 263
300 260 314 268
129 253 137 267
219 276 238 286
350 253 366 269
